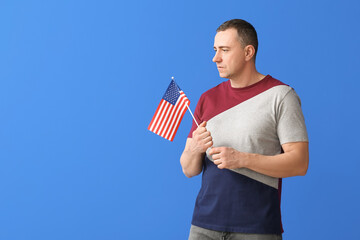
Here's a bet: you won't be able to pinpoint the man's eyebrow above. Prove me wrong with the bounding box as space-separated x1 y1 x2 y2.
213 46 230 49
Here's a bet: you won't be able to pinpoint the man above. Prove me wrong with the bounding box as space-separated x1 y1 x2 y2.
180 19 309 240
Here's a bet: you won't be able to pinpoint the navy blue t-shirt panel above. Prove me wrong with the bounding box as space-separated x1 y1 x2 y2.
191 156 282 234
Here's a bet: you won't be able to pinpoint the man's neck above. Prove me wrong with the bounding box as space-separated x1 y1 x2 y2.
229 66 265 88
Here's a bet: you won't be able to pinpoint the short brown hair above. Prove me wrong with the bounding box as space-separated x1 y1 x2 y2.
217 19 258 59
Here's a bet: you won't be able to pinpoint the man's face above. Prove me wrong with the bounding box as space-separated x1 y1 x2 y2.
213 28 246 79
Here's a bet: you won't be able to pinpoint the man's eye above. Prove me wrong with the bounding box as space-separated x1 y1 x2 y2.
223 49 228 52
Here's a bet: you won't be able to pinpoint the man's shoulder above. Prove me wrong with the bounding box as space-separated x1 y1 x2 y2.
268 75 285 85
263 75 289 89
200 80 228 98
262 75 295 97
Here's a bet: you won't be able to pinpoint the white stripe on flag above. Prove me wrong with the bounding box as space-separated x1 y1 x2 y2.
168 99 189 141
149 100 166 132
153 101 170 134
159 98 180 137
161 94 186 138
155 101 171 135
164 95 187 139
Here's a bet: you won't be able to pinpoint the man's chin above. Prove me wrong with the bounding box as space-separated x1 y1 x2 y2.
218 73 230 79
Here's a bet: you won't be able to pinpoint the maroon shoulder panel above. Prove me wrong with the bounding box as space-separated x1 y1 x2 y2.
188 75 285 138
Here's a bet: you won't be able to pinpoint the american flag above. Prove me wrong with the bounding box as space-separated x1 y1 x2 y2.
148 79 190 141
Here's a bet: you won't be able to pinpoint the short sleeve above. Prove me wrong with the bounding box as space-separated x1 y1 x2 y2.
187 94 204 138
276 89 308 145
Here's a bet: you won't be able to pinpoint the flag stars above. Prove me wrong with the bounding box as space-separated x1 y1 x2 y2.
163 80 180 105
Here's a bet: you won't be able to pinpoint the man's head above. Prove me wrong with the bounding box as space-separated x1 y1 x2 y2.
213 19 258 80
216 19 258 60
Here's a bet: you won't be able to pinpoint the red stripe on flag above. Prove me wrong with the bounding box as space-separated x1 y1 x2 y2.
148 100 165 131
169 99 190 141
155 101 171 135
152 101 170 133
163 95 187 139
160 94 187 138
159 103 177 137
149 100 166 132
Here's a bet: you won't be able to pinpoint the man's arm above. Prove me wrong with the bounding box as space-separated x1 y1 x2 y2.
180 122 213 178
209 142 309 178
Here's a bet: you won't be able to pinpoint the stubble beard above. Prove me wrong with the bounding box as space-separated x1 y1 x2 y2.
219 71 231 79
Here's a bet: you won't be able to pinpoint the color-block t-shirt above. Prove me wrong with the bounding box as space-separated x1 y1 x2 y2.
188 75 308 234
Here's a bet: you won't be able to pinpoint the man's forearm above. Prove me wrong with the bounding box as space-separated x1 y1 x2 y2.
180 150 204 178
210 142 309 178
242 142 309 178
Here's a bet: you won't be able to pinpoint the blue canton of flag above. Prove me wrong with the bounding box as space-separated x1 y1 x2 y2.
163 80 181 105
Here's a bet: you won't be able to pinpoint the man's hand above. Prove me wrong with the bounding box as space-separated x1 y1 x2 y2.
180 121 213 178
209 142 309 178
209 147 245 169
190 121 213 153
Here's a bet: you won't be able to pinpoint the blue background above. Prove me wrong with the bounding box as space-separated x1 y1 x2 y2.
1 0 359 239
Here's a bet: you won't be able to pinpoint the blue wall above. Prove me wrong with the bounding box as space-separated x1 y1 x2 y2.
0 0 359 239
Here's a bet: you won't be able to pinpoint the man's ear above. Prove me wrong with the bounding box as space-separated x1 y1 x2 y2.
244 45 256 61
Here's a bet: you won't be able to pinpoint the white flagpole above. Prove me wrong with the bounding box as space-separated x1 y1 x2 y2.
186 104 199 127
172 76 199 127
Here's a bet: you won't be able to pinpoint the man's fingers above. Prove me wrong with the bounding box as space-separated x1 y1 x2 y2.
214 160 225 169
212 153 221 160
214 159 221 165
196 121 207 132
192 123 213 151
217 164 225 169
199 121 207 127
195 121 208 134
194 130 211 143
201 132 212 140
195 127 207 135
194 132 210 143
199 131 210 137
209 147 221 155
204 137 213 146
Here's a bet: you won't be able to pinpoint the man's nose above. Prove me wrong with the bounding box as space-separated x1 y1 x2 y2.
212 52 221 62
